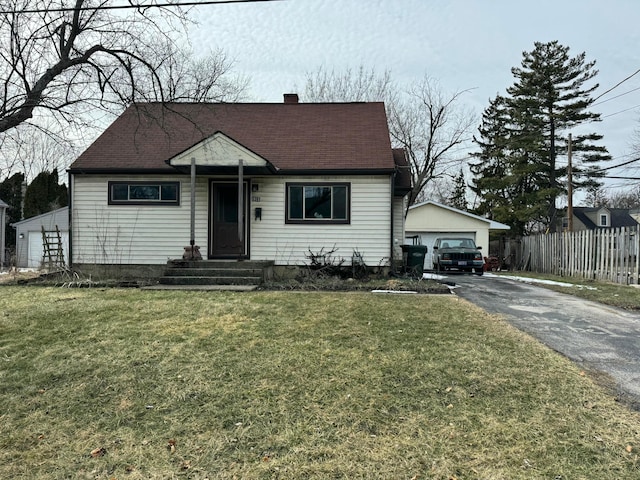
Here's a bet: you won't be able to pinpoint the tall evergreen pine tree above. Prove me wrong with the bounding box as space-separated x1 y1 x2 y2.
23 170 68 219
471 41 610 235
0 172 25 248
449 169 468 210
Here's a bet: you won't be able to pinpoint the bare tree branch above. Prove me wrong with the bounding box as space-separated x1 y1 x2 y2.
0 0 248 179
0 0 246 134
304 68 475 214
388 76 476 213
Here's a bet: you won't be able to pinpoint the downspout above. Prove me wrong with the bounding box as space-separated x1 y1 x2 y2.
190 158 196 250
390 172 395 268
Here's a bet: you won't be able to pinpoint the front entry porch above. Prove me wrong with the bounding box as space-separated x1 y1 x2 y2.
154 259 274 289
167 130 277 263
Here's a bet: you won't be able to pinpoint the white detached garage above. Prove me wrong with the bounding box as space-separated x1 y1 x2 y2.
12 207 69 268
405 201 510 269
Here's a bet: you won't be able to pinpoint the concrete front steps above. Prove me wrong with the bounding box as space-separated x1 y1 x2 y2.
154 259 273 290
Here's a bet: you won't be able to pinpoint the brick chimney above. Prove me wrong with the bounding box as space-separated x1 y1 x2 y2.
283 93 299 104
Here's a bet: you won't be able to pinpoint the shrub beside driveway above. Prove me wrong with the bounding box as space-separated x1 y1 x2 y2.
0 286 638 479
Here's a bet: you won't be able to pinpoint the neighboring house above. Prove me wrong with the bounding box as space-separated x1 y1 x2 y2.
67 96 411 278
404 200 510 269
11 207 69 268
564 207 639 231
0 198 7 268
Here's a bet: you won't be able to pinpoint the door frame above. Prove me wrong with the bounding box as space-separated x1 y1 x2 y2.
208 179 250 259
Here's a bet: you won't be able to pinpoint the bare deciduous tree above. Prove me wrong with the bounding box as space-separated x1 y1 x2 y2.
0 0 246 135
0 0 248 179
304 66 397 104
303 67 475 215
1 121 79 182
388 77 475 212
583 184 609 208
607 186 640 209
148 43 249 103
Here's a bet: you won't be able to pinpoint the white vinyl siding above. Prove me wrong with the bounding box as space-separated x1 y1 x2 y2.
72 174 395 267
392 195 405 261
250 175 392 266
72 175 206 265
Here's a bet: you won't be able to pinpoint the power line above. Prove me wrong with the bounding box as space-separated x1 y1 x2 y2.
604 176 640 180
593 86 640 106
0 0 284 15
601 104 640 119
592 156 640 173
593 68 640 103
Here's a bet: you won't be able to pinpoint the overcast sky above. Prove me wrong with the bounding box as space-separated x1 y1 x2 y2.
189 0 640 196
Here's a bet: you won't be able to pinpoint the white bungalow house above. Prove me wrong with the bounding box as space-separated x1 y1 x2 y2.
405 200 510 269
67 95 411 281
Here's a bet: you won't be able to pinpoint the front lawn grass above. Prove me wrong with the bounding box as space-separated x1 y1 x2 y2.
1 286 639 479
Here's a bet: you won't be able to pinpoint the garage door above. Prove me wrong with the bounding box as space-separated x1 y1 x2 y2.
405 232 476 271
27 231 70 268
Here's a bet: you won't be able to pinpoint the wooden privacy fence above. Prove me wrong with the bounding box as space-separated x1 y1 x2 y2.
518 226 640 285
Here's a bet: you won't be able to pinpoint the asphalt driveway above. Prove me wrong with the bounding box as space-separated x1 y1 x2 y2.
442 273 640 411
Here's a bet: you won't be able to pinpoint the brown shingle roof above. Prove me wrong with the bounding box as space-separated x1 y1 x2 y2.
69 102 396 173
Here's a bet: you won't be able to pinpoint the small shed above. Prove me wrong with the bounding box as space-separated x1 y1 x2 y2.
405 201 510 269
12 207 69 268
0 198 8 268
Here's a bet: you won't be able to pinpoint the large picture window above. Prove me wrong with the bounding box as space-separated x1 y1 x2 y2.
108 181 180 205
286 183 350 224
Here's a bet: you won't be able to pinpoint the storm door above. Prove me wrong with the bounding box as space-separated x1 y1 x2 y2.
210 182 248 257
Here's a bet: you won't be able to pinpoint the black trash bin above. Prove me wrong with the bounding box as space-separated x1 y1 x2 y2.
401 244 428 275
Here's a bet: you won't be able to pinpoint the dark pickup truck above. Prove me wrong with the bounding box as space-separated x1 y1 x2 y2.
432 237 484 275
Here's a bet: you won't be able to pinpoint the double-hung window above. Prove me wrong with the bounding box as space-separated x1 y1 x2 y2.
286 183 350 224
600 214 608 227
108 181 180 205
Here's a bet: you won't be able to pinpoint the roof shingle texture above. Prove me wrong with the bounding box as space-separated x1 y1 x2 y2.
69 102 395 172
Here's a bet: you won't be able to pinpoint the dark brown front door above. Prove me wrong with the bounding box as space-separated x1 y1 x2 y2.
210 182 247 257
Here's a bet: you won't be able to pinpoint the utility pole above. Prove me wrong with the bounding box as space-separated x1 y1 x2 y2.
567 133 573 232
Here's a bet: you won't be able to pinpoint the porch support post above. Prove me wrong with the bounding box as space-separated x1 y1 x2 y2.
190 157 196 248
238 159 244 253
182 157 202 261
